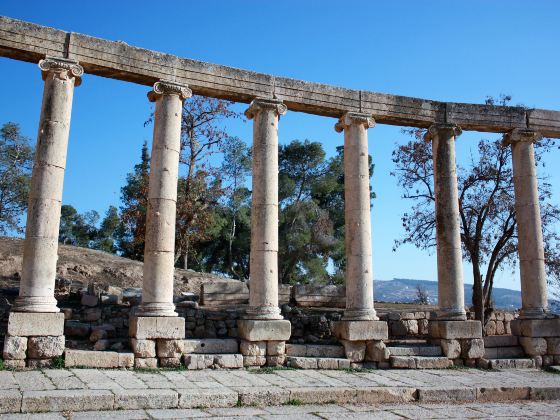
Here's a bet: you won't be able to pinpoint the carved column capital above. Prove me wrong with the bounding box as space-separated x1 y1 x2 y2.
334 112 375 133
38 57 84 86
244 98 287 120
503 128 542 145
148 80 192 102
424 123 462 142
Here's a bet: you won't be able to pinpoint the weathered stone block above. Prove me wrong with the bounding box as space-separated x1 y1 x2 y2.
184 354 213 370
511 319 560 337
287 356 318 369
366 340 390 362
266 355 285 367
21 390 114 413
547 337 560 355
237 319 291 341
131 338 156 358
93 339 110 351
7 312 64 336
0 390 22 413
519 337 547 356
65 320 91 337
340 340 366 362
483 335 519 347
27 336 64 358
461 338 485 359
27 359 53 368
240 340 266 356
183 338 238 354
159 357 182 368
129 316 185 339
157 339 185 358
3 359 25 369
65 349 119 368
496 321 505 335
113 389 178 410
178 388 237 409
81 294 98 307
391 355 415 368
332 320 388 341
89 329 107 342
3 336 27 360
266 340 285 356
317 358 339 369
429 320 482 339
83 308 102 322
118 352 134 368
242 355 266 367
415 356 453 369
215 354 243 368
134 357 158 369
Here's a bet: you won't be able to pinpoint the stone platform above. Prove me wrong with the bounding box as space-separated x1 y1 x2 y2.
0 367 558 414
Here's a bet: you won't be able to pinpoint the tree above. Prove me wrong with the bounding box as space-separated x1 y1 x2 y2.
118 141 150 260
392 106 560 325
0 122 33 234
58 204 99 247
92 206 120 253
415 284 430 305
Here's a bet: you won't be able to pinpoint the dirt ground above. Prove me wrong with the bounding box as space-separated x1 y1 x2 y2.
0 236 232 295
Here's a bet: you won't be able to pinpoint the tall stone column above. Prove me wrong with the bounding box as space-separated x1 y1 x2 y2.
238 98 291 368
138 81 192 317
244 98 286 320
335 112 377 321
332 112 388 366
425 124 466 321
14 57 83 313
504 129 548 319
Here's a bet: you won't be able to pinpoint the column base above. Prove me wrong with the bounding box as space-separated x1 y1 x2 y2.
429 320 482 339
129 316 185 339
342 308 378 321
435 308 467 321
136 302 178 317
518 307 548 320
429 320 484 361
237 319 291 341
12 296 59 313
243 306 282 320
332 320 388 341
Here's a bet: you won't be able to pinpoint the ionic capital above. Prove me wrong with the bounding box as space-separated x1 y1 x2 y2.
503 128 542 146
424 123 462 142
148 80 192 102
38 57 84 86
244 98 287 120
334 112 375 133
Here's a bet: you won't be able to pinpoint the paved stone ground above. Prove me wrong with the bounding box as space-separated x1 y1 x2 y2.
0 368 559 416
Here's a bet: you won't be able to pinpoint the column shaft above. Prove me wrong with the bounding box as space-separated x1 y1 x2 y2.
245 98 286 320
505 129 548 319
138 81 191 317
14 58 83 313
425 124 466 320
336 113 377 321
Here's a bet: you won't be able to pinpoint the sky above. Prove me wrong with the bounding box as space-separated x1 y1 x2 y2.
0 1 559 295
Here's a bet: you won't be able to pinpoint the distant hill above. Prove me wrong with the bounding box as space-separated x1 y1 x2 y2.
375 278 559 312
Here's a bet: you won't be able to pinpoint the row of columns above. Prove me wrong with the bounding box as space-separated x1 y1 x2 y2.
12 56 550 333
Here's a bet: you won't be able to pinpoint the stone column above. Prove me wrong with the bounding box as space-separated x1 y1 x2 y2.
425 124 467 321
504 129 548 319
331 113 388 366
138 81 192 317
13 57 83 313
244 98 287 320
335 112 377 321
238 98 291 368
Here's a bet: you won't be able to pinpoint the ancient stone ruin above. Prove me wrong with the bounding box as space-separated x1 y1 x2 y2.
1 15 559 370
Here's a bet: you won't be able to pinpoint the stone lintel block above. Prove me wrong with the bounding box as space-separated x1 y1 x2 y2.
511 319 560 337
429 320 482 339
7 312 64 337
237 319 291 341
129 316 185 339
332 320 388 341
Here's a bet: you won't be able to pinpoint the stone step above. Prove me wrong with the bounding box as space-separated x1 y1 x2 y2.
484 335 519 347
184 339 238 354
387 345 442 357
390 356 453 369
479 358 536 369
386 339 430 346
184 353 244 369
286 356 351 369
484 346 525 359
285 344 344 358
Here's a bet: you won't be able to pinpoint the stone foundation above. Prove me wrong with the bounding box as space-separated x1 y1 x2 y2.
128 315 185 368
332 320 390 366
511 318 560 367
2 312 65 368
237 319 290 367
429 320 484 365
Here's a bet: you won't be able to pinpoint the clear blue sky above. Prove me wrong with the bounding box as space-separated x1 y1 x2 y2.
1 1 559 294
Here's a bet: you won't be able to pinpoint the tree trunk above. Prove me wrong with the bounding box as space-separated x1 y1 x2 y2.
182 240 189 270
472 260 485 328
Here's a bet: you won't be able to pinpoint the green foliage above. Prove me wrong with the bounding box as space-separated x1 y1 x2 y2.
0 359 4 371
92 206 121 253
59 204 100 247
285 399 304 406
0 122 33 235
51 356 65 369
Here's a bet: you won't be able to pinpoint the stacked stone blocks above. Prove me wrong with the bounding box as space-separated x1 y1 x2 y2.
332 320 390 367
511 318 560 367
237 319 290 367
429 320 484 366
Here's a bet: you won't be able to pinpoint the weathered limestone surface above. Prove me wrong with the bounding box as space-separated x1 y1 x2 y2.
425 124 467 321
129 316 185 339
27 336 64 358
64 349 120 368
2 336 27 360
504 129 548 319
14 57 82 313
1 17 559 136
183 338 238 354
237 319 291 341
336 113 377 321
511 318 560 337
6 312 64 336
332 320 388 341
430 320 482 339
293 284 345 308
139 81 191 317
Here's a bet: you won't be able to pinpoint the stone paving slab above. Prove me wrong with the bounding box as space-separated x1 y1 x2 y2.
0 368 558 414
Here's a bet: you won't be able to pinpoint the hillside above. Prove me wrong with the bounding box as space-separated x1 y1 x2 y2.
0 236 231 295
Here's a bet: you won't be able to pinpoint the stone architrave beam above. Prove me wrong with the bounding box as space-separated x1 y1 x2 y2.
13 57 82 313
138 81 192 317
503 129 548 319
0 16 559 137
425 124 467 321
